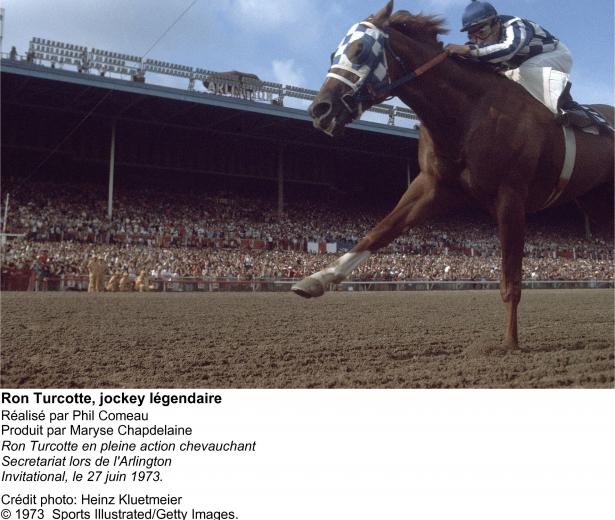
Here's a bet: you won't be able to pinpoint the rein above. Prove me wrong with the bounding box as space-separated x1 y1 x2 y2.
394 48 449 86
326 21 449 119
357 44 449 102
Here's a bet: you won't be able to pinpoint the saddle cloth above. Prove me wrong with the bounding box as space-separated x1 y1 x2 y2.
578 105 615 134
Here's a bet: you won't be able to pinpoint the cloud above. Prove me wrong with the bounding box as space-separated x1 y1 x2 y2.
409 0 466 12
272 58 306 86
422 0 467 6
226 0 313 31
1 0 205 60
212 0 326 69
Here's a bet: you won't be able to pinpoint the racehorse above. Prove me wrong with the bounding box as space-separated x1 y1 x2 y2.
291 0 614 349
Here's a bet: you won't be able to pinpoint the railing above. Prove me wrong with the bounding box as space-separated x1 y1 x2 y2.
2 39 420 127
2 271 612 293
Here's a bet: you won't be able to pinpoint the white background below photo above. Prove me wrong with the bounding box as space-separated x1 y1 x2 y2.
1 390 614 520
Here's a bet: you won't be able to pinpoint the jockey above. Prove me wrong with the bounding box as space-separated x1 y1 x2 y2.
446 0 590 127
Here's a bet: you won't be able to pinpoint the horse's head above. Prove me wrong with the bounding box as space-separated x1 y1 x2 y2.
308 1 394 137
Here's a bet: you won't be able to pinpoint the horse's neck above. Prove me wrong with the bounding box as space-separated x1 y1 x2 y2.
389 34 493 152
398 75 470 141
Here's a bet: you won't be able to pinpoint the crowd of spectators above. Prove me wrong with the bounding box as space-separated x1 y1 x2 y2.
3 240 611 283
1 180 613 285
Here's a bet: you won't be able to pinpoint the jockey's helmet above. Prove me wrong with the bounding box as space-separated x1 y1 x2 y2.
460 0 498 32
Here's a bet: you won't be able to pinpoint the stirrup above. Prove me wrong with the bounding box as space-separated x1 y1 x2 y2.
555 109 593 129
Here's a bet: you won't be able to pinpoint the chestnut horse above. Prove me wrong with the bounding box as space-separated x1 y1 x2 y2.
291 1 614 349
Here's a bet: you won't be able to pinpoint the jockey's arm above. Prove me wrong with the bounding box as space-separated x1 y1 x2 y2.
445 43 472 56
467 18 533 63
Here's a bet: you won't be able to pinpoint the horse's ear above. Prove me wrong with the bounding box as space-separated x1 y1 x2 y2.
372 0 393 27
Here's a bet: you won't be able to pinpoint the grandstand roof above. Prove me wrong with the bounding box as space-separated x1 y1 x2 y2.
1 59 419 158
2 59 420 200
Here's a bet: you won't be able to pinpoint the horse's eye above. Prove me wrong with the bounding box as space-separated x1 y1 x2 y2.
347 41 371 65
350 42 364 61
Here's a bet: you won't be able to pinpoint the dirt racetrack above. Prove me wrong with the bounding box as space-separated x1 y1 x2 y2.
1 289 613 388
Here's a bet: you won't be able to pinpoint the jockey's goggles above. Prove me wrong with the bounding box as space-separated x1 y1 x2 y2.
468 18 496 39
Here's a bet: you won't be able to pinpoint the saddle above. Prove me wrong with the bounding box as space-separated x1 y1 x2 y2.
501 66 613 135
555 82 615 135
557 105 615 135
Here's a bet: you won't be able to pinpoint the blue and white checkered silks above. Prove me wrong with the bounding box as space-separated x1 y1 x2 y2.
327 21 389 94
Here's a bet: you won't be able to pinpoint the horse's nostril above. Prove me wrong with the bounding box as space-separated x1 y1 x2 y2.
310 101 332 119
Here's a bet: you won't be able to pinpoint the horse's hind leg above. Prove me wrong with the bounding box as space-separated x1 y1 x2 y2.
496 184 526 349
292 172 458 297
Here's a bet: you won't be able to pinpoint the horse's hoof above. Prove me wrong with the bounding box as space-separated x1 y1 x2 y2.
466 340 518 357
500 339 520 351
291 277 325 298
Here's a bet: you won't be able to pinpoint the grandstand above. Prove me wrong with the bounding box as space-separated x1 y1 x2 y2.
1 50 613 293
1 50 420 208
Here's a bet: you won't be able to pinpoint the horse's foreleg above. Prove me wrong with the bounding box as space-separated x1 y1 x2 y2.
496 184 526 349
291 249 371 297
292 173 454 298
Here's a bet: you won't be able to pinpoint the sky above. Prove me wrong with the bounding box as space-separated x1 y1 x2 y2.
1 0 614 108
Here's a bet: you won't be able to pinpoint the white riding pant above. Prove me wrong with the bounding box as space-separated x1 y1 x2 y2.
504 42 573 113
519 42 573 74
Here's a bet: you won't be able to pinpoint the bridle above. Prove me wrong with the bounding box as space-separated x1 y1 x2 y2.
326 21 448 118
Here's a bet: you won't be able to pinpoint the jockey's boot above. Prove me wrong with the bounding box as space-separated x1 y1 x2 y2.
557 109 594 128
555 82 593 128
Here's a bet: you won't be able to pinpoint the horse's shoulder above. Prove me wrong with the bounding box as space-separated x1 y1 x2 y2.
474 82 554 128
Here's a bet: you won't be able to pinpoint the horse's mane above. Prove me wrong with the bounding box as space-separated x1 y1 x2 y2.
388 10 448 45
389 10 503 77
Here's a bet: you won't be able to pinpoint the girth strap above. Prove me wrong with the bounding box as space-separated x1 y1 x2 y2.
540 126 576 210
